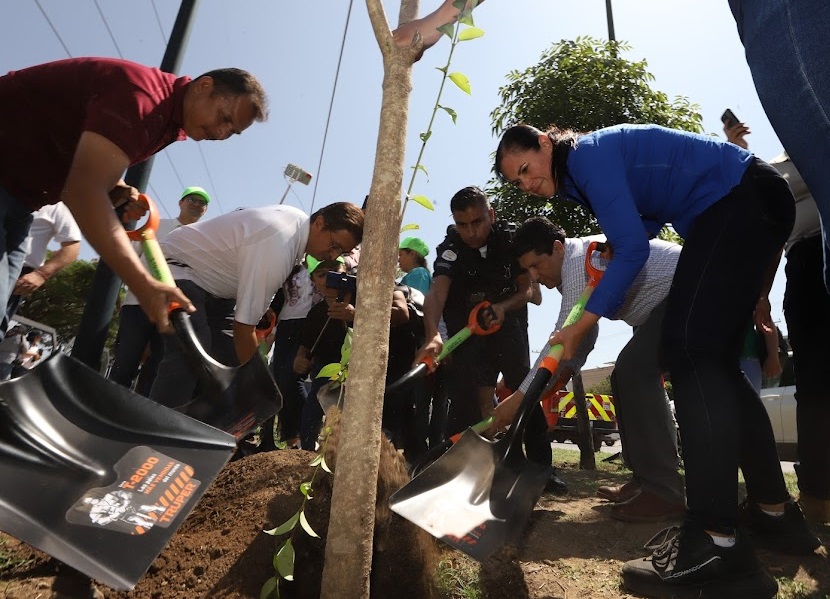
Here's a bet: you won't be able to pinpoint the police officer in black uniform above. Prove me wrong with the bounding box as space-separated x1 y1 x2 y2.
419 186 567 494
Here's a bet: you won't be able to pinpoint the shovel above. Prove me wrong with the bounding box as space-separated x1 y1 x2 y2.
386 301 500 393
389 241 605 561
128 195 282 439
0 339 237 591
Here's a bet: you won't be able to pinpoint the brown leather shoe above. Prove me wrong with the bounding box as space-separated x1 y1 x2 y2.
610 490 685 523
596 479 640 503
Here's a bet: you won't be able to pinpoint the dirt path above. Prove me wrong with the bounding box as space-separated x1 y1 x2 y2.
0 452 828 598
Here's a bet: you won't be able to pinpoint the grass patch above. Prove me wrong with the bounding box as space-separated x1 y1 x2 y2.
436 555 480 599
775 577 829 599
0 538 32 573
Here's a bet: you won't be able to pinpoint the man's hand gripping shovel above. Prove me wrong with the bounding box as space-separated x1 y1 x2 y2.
386 301 501 393
127 194 282 440
389 241 605 561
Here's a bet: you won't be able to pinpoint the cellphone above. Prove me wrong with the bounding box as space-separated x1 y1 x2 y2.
325 271 357 301
721 108 740 129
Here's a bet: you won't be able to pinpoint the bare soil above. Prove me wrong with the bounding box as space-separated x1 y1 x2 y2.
1 444 828 599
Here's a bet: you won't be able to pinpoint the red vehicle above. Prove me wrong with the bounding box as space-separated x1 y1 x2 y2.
541 389 618 452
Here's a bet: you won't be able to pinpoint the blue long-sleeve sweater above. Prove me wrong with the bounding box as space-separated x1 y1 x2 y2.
560 124 753 318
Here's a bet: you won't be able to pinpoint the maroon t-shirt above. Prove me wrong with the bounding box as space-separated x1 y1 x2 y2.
0 57 190 210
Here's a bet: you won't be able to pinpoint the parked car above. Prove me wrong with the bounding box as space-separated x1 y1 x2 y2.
760 383 797 461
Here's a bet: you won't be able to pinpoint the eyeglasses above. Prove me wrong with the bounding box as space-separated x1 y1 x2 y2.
328 231 347 256
184 197 208 207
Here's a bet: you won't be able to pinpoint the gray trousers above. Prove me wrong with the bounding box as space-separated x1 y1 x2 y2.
611 300 685 504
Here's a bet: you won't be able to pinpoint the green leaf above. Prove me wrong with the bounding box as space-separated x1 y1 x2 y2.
317 362 342 380
411 195 435 211
309 454 322 466
458 9 475 26
299 511 320 538
458 26 484 41
411 164 429 178
419 130 432 143
448 72 471 95
340 329 352 363
451 0 466 10
400 223 420 232
439 105 458 124
321 456 332 474
437 23 455 39
260 576 278 599
435 65 447 74
299 481 313 499
276 539 295 581
263 511 299 536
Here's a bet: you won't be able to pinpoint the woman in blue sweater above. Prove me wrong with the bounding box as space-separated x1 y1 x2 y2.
495 123 819 598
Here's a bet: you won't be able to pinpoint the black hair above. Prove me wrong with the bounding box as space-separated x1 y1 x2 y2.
450 186 489 213
310 202 365 244
512 216 567 259
194 68 270 121
494 124 580 191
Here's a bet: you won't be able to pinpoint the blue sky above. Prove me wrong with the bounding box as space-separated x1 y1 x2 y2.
1 0 789 369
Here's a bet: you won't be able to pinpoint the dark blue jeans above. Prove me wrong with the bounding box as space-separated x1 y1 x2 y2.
149 279 236 409
0 185 33 341
730 0 830 289
108 304 165 396
661 159 794 533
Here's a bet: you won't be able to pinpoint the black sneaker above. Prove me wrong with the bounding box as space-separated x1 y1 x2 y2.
737 498 822 555
622 525 777 598
544 467 569 495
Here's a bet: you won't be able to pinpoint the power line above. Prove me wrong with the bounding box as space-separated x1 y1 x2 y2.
33 0 72 57
147 182 173 219
309 0 355 213
162 150 186 190
195 144 224 214
92 0 124 59
150 0 168 44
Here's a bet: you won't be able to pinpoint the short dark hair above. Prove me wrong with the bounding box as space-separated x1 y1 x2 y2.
450 186 489 213
311 202 365 244
195 68 269 122
513 216 567 259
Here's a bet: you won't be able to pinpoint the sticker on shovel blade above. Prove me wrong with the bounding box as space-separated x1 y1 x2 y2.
66 446 201 535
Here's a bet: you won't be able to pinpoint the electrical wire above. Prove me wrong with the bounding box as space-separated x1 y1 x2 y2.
92 0 124 59
196 144 224 214
33 0 72 57
309 0 355 213
162 150 186 191
147 182 173 219
150 0 168 44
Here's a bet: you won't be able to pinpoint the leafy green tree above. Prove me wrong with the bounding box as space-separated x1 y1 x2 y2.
586 374 613 396
488 37 703 233
18 256 121 348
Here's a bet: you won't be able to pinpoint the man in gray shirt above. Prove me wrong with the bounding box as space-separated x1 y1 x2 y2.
494 216 685 522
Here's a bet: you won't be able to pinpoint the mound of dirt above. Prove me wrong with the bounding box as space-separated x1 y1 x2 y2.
2 444 828 599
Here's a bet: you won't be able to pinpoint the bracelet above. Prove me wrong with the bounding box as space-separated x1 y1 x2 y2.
34 269 51 281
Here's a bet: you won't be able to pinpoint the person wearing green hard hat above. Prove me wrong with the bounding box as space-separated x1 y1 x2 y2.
398 236 432 294
179 186 210 222
109 185 212 395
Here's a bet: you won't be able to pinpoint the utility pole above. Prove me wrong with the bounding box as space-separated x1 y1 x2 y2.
605 0 616 41
72 0 201 370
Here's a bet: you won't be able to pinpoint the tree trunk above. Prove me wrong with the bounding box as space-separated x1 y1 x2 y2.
572 372 596 470
320 1 421 597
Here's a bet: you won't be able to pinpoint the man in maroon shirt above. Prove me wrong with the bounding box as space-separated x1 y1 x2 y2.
0 57 269 338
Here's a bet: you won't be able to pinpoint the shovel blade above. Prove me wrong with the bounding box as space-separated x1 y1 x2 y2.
0 353 236 590
171 312 282 439
389 431 549 561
